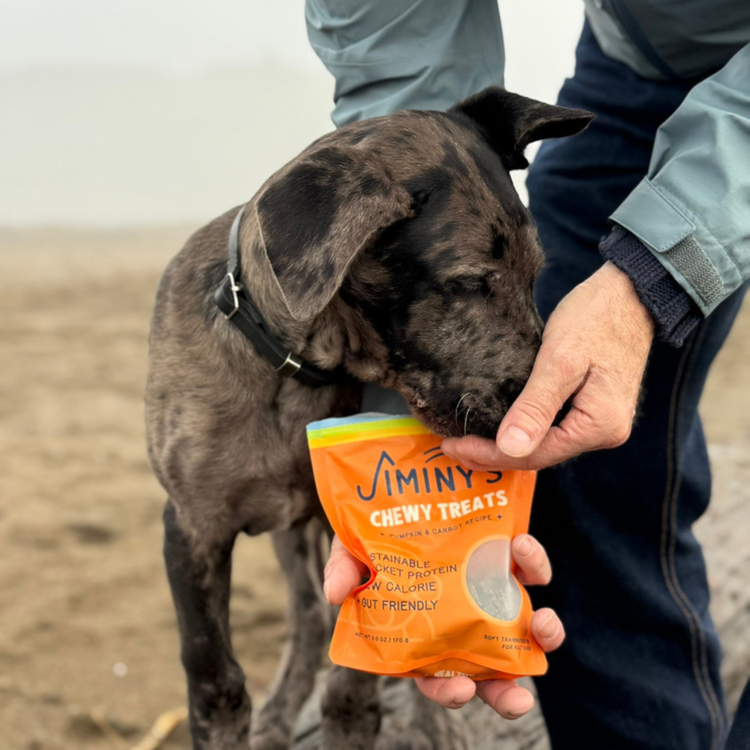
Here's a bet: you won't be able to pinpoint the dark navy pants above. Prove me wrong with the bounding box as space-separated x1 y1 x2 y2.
527 23 747 750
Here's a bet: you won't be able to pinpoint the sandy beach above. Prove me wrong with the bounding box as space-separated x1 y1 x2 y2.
1 225 748 749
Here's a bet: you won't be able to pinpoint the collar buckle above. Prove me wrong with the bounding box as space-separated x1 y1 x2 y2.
276 352 303 377
224 272 242 319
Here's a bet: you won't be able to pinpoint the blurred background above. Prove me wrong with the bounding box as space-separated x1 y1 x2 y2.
1 2 748 748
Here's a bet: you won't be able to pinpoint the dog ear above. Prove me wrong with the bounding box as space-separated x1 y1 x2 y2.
449 86 594 170
255 145 413 321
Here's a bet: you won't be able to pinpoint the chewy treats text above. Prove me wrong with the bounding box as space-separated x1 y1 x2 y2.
307 414 547 681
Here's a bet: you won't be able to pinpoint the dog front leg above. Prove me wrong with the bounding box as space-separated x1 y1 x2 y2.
251 522 330 750
391 681 470 750
321 666 381 750
163 500 250 750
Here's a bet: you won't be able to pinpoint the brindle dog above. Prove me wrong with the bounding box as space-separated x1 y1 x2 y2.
145 87 592 750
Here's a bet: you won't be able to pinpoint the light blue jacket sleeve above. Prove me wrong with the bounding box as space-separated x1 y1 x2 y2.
611 44 750 316
305 0 505 126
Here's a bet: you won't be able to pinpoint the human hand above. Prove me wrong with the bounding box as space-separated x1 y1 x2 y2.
324 534 564 720
442 261 655 471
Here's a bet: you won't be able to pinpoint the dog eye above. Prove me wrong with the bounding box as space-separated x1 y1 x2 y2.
445 276 492 296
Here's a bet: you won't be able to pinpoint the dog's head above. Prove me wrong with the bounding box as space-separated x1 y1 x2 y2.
254 87 593 438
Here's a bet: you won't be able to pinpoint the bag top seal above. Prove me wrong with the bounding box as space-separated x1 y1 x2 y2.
307 413 430 450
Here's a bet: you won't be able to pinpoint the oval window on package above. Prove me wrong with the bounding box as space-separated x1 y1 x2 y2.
465 537 522 622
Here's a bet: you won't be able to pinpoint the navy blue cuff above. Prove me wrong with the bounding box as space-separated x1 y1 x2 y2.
599 226 703 347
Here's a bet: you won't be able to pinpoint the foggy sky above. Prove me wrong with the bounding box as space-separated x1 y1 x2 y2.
0 1 583 225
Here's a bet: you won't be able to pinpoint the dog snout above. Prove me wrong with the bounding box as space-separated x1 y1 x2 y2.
443 377 524 440
448 342 538 440
494 377 526 409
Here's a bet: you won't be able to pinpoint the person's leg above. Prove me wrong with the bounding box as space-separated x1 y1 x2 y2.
527 22 743 750
726 681 750 750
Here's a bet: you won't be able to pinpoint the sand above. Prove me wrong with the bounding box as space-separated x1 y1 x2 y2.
0 226 747 749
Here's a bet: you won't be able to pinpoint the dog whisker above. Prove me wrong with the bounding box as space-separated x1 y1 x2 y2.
464 406 472 436
455 392 470 424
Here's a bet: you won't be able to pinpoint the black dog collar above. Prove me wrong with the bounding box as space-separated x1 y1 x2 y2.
214 206 353 388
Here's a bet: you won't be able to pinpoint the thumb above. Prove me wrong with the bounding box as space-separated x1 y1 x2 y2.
324 536 369 605
496 346 585 458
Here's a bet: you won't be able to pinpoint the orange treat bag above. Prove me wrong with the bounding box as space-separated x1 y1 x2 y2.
307 414 547 681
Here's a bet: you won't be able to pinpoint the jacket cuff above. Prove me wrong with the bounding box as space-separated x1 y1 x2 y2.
610 178 729 316
600 226 703 347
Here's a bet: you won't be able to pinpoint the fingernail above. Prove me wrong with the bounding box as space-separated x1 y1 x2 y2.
450 686 474 708
506 709 530 720
515 536 533 557
538 613 560 640
323 563 334 601
498 426 532 458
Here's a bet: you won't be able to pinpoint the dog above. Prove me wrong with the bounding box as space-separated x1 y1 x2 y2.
145 86 592 750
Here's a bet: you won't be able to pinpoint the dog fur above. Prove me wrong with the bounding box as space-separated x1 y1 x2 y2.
145 87 592 750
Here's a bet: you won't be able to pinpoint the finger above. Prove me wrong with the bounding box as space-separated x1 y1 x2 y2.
530 607 566 652
443 429 568 472
498 397 633 470
323 536 369 606
495 344 587 459
441 435 506 469
415 676 476 710
511 534 552 586
448 392 634 471
475 679 535 720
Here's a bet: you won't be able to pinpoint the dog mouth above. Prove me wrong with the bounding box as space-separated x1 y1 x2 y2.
406 398 501 441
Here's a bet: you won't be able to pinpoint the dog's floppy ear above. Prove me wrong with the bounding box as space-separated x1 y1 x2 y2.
255 145 413 321
449 86 594 170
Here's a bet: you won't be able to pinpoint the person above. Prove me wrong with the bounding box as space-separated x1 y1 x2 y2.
305 2 750 749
